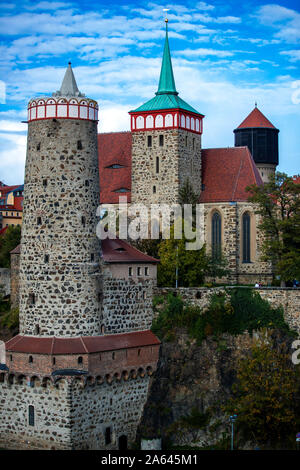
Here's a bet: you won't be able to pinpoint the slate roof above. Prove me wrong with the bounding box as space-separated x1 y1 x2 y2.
236 106 277 130
6 330 161 354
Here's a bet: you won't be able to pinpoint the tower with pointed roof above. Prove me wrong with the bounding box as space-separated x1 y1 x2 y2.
22 63 101 337
129 19 204 205
234 104 279 183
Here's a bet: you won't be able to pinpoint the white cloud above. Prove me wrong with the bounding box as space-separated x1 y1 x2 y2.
0 120 27 132
195 2 215 11
281 50 300 62
257 4 300 43
25 1 73 10
177 48 234 58
0 133 26 184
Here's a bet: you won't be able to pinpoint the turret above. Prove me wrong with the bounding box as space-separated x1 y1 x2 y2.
234 104 279 182
20 63 101 337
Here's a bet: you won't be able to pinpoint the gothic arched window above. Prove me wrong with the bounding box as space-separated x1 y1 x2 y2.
242 212 251 263
212 211 221 259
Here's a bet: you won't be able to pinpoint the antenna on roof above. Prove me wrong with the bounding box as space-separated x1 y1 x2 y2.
255 101 257 108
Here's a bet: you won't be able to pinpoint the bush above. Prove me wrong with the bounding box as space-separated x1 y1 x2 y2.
151 288 296 343
0 308 19 330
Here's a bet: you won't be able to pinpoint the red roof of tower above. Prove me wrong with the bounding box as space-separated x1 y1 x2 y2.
236 106 277 129
199 146 263 203
98 132 132 204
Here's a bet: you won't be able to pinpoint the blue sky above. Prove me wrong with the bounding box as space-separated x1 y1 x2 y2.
0 0 299 184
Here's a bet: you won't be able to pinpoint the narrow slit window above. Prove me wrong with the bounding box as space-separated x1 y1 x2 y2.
105 427 112 445
153 185 156 194
147 136 152 148
37 217 42 225
81 216 86 226
129 267 132 277
78 356 83 364
77 140 83 150
159 135 164 147
29 293 35 305
43 179 47 187
156 156 159 174
28 405 35 426
44 254 49 263
145 267 149 276
28 355 33 363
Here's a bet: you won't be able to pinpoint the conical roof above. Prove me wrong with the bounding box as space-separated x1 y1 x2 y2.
130 22 202 116
237 106 277 129
53 62 84 97
156 22 177 95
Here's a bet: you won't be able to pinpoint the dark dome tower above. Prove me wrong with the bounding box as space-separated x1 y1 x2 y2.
234 105 279 182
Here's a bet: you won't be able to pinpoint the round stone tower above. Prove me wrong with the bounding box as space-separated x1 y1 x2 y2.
234 104 279 183
19 63 102 337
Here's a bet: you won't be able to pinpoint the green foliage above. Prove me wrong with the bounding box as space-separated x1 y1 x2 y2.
0 307 19 330
181 407 210 429
0 225 21 268
224 342 300 445
247 171 300 282
152 288 295 344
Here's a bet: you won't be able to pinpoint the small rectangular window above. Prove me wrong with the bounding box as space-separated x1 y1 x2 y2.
153 185 156 194
36 143 40 151
137 267 141 276
29 293 35 305
185 136 188 147
28 405 34 426
147 136 152 148
193 138 195 150
37 217 41 225
145 267 149 276
156 156 159 174
129 267 132 277
91 253 94 262
159 135 164 147
44 254 49 263
43 179 47 187
81 216 86 226
77 140 83 150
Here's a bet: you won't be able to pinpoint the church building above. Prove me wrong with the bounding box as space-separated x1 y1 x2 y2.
99 19 279 284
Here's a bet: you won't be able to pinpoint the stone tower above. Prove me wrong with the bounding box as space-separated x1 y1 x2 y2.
234 104 279 183
19 62 102 337
0 64 159 450
129 20 204 205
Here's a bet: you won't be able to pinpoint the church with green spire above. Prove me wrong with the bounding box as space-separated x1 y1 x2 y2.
129 19 204 205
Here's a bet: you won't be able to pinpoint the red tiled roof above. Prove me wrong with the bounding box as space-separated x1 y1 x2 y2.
102 237 159 264
0 185 20 196
292 175 300 185
199 146 263 203
5 330 160 354
236 106 277 129
98 132 132 204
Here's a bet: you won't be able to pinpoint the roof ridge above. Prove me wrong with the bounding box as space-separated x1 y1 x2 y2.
98 131 131 135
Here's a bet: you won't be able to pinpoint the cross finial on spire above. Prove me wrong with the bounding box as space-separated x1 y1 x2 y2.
255 101 257 108
163 8 170 24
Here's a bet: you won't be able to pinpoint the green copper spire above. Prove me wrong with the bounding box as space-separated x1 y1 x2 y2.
156 20 178 96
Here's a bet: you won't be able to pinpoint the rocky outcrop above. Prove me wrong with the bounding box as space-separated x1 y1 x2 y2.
138 329 294 449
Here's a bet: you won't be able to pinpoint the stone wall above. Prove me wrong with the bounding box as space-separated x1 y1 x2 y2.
0 268 10 297
131 129 201 205
203 201 273 284
102 276 155 334
0 374 150 450
155 286 300 334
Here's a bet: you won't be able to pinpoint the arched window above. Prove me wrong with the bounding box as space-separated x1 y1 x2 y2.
242 212 251 263
212 212 221 259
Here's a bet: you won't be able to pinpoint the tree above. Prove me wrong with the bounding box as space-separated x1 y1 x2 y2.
225 341 300 446
247 172 300 283
0 225 21 268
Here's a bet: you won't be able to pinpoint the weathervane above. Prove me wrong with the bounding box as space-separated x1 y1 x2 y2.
163 8 170 23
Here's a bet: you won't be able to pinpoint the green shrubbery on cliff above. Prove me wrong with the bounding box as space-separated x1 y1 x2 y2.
152 288 296 343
